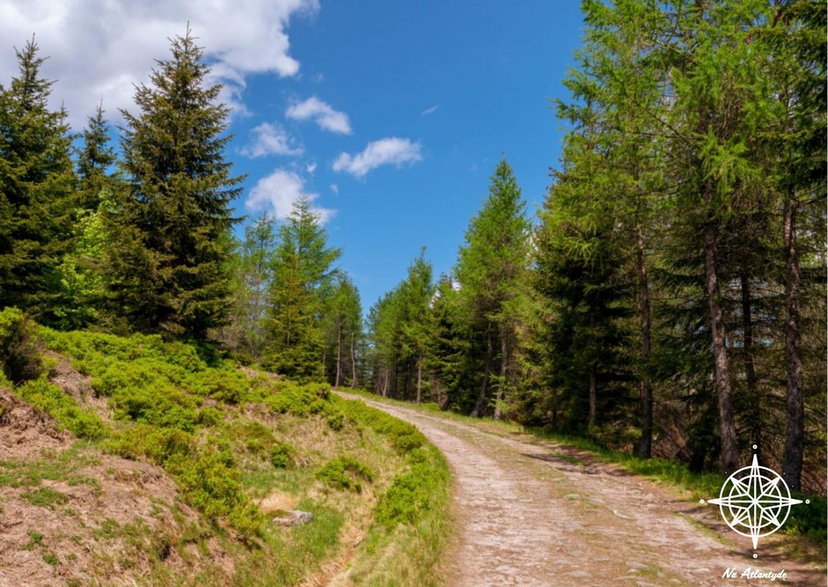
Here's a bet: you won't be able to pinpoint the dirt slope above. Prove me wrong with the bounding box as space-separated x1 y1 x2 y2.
338 393 826 587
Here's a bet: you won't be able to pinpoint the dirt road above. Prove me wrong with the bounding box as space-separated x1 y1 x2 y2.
338 393 825 586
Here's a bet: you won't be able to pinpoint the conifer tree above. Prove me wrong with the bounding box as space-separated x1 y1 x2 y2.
75 104 116 212
323 274 362 387
264 196 341 380
454 159 530 418
0 39 75 318
106 29 243 339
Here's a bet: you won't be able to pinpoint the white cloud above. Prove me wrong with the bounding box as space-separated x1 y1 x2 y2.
246 168 334 223
286 96 352 134
305 160 317 174
330 183 339 195
0 0 318 127
421 105 439 116
242 122 302 157
333 137 422 178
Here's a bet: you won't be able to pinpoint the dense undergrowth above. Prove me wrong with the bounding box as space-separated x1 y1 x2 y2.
0 307 450 584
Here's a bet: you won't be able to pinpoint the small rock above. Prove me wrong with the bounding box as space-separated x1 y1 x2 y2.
564 493 581 500
612 509 634 520
627 561 650 571
273 510 314 526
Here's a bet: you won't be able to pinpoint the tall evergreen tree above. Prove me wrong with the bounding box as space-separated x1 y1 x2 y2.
0 39 75 318
75 104 116 212
454 159 530 418
106 29 243 339
264 196 341 380
322 274 363 387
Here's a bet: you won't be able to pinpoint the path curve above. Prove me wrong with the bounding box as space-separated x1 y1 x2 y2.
337 393 825 586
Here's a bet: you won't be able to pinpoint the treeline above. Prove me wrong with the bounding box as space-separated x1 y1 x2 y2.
0 31 358 385
366 0 826 492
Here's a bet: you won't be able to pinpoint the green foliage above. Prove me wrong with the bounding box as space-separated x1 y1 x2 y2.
337 397 424 454
269 443 295 469
0 307 43 384
15 377 105 440
315 455 375 493
0 39 75 319
262 382 333 417
104 425 193 465
265 196 342 381
368 250 434 402
375 449 447 528
106 29 242 339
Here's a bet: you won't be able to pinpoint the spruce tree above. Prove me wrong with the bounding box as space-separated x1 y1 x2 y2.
75 104 116 212
264 196 341 380
454 159 530 418
107 29 243 339
0 39 75 318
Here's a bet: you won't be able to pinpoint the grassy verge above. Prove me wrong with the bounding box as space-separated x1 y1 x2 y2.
0 310 453 585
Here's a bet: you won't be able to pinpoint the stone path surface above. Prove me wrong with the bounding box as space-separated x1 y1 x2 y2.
337 393 826 586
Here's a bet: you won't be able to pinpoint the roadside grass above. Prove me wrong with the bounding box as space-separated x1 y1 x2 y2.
347 389 826 558
0 314 453 585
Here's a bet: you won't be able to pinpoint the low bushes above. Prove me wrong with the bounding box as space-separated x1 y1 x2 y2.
0 307 44 384
316 456 375 493
15 377 105 440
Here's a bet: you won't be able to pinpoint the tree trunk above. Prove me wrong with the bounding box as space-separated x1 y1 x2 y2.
704 221 738 475
350 333 357 389
471 326 493 417
635 227 654 459
740 271 761 461
782 198 804 492
588 368 597 429
335 325 342 388
494 333 508 421
381 368 389 398
416 358 422 404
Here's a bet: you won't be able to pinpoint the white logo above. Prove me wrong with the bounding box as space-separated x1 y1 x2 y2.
701 445 809 555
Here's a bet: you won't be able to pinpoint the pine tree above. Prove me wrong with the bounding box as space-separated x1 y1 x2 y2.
323 274 362 387
75 104 116 212
0 39 75 318
454 159 530 418
264 196 341 380
106 28 243 339
218 215 277 358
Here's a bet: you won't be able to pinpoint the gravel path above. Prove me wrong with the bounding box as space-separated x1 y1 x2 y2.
337 393 825 587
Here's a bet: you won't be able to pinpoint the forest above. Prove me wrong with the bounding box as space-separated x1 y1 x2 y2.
0 0 824 505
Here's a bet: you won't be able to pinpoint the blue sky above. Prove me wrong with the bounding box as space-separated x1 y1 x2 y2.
231 1 584 309
0 0 585 311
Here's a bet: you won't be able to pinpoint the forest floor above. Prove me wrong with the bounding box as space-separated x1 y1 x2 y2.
336 392 826 587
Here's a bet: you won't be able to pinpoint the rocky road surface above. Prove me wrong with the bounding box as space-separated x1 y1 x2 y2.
337 393 826 587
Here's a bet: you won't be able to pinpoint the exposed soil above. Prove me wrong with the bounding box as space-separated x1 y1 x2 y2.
0 387 231 587
340 394 826 587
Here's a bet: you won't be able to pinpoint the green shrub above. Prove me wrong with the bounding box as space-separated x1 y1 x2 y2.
104 425 194 465
197 407 223 427
269 443 295 469
316 456 375 493
191 368 247 404
264 384 332 417
0 307 43 384
326 412 345 431
337 398 424 454
375 448 448 529
15 378 105 440
168 449 244 517
111 385 198 431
